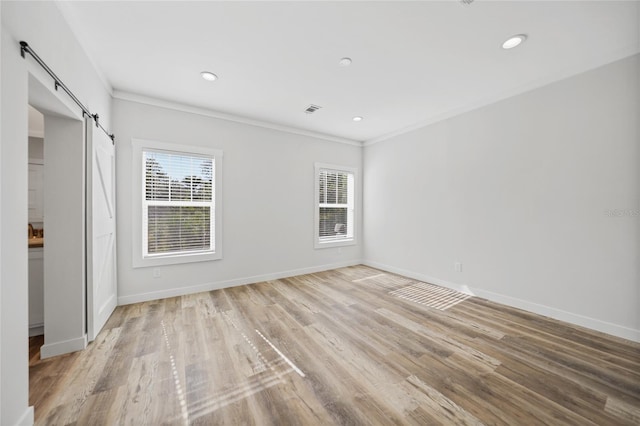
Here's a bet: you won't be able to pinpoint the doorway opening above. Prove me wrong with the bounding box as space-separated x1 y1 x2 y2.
28 70 87 360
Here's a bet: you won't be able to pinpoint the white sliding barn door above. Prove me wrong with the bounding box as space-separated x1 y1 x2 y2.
86 119 117 342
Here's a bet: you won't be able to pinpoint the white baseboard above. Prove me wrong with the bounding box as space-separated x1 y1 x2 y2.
28 323 44 337
363 260 640 343
118 260 363 306
471 288 640 343
40 334 87 359
14 406 34 426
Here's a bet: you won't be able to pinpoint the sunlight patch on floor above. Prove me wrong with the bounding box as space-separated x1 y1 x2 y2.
390 282 471 310
161 320 189 425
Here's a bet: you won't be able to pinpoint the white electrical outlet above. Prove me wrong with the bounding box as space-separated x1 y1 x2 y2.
153 268 161 278
454 262 463 272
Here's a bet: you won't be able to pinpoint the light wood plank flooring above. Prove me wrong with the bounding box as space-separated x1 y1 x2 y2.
30 265 640 425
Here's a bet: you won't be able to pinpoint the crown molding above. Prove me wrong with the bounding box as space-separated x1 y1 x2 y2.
112 91 363 147
364 46 640 147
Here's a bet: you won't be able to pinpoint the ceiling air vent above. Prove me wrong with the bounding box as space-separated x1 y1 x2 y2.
460 0 474 5
304 104 322 114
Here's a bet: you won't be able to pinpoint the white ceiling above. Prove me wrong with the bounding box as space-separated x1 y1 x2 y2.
58 1 640 143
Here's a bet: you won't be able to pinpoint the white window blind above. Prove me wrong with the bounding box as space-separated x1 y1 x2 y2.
143 150 214 257
317 167 354 244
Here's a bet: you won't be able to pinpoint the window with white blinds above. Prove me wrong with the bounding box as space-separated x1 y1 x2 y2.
132 139 222 267
143 150 214 257
315 163 356 248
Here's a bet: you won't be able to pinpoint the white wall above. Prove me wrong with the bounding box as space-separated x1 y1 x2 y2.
0 5 4 422
1 2 112 423
114 99 362 304
364 54 640 342
1 25 31 426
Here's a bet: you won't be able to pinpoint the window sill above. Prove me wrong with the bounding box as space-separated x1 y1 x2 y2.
133 250 222 268
314 238 357 250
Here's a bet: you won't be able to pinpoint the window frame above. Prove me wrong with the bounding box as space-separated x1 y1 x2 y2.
132 139 223 267
314 162 357 249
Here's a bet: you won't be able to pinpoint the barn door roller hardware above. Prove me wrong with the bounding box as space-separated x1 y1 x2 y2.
20 41 115 144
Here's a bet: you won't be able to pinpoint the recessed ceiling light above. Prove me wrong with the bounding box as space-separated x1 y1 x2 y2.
502 34 527 50
339 57 352 67
352 116 363 122
201 71 218 81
